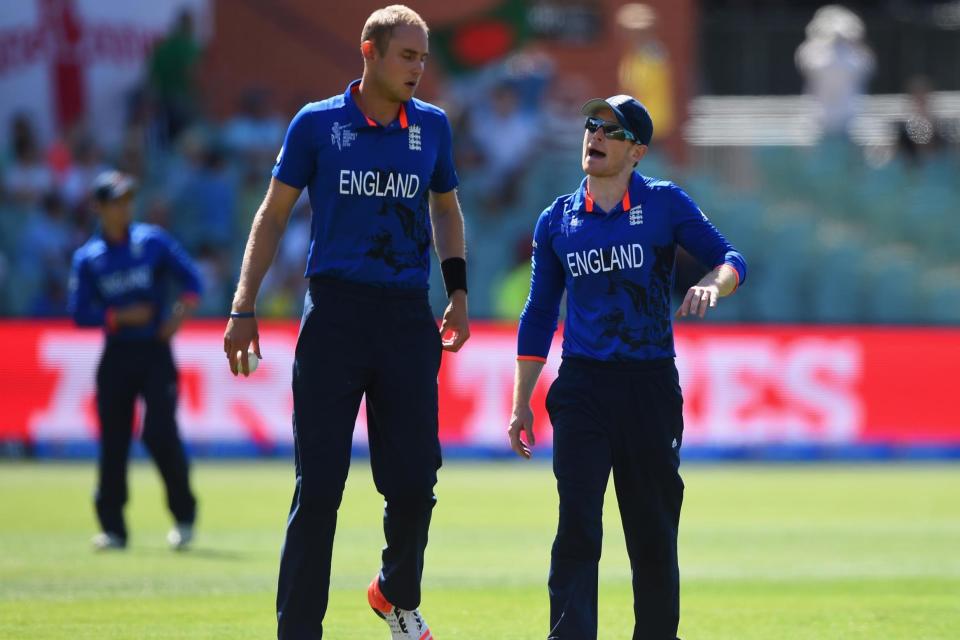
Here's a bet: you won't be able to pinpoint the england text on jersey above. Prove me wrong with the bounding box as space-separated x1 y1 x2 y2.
566 243 644 278
338 170 421 199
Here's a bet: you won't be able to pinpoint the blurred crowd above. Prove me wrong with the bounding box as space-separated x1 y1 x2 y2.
1 4 958 324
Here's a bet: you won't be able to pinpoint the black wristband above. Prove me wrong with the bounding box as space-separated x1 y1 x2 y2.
440 257 467 297
229 311 255 319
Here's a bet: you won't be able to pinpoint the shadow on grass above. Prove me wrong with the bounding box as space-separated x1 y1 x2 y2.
133 546 250 561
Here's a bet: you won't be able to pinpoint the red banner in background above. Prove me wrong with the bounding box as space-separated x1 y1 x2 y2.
1 321 958 451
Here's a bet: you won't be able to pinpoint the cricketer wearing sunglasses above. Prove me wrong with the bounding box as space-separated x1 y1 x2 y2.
508 95 747 640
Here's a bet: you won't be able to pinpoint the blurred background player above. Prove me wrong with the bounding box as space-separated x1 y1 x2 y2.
222 5 468 639
508 96 746 639
68 170 202 551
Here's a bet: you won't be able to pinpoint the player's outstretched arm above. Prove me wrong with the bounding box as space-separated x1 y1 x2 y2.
675 264 739 319
224 178 301 376
508 359 544 459
429 189 470 352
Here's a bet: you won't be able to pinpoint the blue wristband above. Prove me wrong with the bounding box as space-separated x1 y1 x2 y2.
229 311 255 319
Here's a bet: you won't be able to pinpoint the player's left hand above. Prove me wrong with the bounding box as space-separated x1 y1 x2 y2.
439 290 470 352
675 283 720 319
158 299 196 340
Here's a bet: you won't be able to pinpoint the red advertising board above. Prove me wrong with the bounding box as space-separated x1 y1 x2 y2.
1 321 958 453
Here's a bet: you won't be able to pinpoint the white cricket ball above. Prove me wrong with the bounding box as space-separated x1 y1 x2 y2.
238 350 259 375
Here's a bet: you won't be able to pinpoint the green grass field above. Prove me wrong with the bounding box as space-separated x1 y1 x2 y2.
1 461 958 639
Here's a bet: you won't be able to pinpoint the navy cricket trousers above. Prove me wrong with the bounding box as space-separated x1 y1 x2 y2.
546 357 684 640
276 278 443 640
95 339 196 540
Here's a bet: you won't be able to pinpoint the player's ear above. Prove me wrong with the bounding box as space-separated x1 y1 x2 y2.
361 40 377 61
632 144 648 165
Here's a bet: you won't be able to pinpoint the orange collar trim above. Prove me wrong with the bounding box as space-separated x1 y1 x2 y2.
351 85 408 129
584 185 631 213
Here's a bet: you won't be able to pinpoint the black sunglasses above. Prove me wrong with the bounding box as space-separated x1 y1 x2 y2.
584 116 637 142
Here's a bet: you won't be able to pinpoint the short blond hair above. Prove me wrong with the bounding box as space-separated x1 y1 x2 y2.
361 5 429 55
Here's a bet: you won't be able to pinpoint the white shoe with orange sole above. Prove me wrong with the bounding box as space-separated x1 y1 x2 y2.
368 575 434 640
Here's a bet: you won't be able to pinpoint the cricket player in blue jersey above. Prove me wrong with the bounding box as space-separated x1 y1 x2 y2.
508 96 747 640
222 6 467 639
68 170 202 552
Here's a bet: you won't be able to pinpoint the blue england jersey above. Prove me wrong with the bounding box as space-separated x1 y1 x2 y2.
272 80 459 289
68 223 202 340
518 173 747 362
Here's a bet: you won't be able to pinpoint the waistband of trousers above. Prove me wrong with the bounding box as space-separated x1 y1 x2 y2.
105 336 167 349
308 276 429 301
561 355 675 373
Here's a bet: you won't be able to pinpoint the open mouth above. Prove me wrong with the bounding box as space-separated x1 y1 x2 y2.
404 81 417 88
587 149 606 158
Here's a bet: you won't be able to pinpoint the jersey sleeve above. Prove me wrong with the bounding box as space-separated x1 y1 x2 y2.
67 251 106 327
429 114 459 194
272 105 317 189
669 184 747 286
517 207 565 361
158 230 203 300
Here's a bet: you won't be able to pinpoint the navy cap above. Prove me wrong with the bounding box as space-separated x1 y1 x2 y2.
581 95 654 145
91 170 136 202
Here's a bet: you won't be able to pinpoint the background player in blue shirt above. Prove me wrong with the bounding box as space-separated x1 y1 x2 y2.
68 170 202 552
508 96 747 640
222 6 468 639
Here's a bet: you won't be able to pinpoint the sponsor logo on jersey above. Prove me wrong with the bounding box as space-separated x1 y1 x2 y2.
566 243 644 278
408 124 421 151
338 170 421 198
331 121 357 150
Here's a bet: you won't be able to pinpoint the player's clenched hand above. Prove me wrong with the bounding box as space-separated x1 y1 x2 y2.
675 283 720 320
508 404 536 459
439 290 470 352
223 316 261 377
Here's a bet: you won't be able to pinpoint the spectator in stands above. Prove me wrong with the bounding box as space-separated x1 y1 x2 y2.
61 135 108 210
18 192 73 286
223 89 285 168
193 242 230 317
468 82 539 213
115 127 148 182
143 196 172 230
896 75 956 166
795 5 874 139
616 4 674 140
3 113 53 207
173 143 236 251
29 273 68 317
542 74 593 157
148 9 202 145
